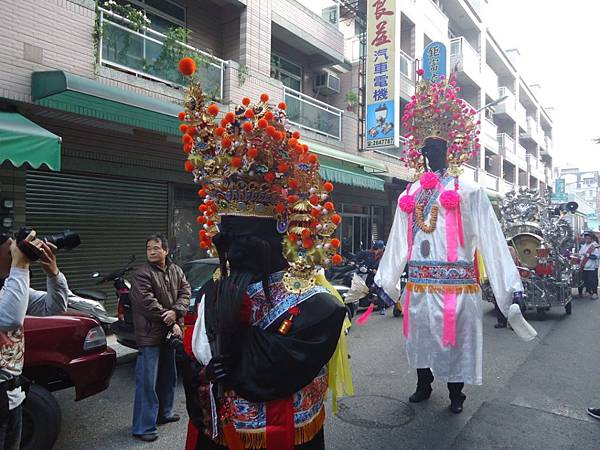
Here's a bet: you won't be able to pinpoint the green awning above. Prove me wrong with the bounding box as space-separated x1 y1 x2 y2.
0 112 61 170
32 71 181 136
308 141 387 173
319 162 385 191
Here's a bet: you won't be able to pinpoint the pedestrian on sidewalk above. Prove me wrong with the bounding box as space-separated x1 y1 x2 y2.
578 233 600 299
130 234 190 442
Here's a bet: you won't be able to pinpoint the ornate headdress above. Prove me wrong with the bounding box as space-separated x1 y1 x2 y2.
177 58 342 291
401 70 481 177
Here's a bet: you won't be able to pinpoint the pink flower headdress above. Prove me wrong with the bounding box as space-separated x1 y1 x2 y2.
401 69 481 178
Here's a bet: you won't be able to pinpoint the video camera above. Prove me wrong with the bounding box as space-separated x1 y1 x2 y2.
15 227 81 262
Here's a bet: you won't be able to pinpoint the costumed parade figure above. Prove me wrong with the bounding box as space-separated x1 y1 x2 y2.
175 57 353 450
375 69 524 413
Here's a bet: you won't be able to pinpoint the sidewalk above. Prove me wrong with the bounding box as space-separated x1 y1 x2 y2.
107 334 137 365
451 295 600 449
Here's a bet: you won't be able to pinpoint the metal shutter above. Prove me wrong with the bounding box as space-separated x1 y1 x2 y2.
26 170 168 311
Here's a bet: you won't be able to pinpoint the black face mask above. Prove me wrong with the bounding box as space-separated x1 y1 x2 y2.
421 138 449 173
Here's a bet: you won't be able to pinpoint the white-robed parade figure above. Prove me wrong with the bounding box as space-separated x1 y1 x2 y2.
375 72 524 414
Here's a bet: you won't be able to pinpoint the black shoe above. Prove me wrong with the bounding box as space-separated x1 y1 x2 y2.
587 408 600 420
409 387 432 403
494 322 507 329
133 434 158 442
450 395 466 414
157 414 180 425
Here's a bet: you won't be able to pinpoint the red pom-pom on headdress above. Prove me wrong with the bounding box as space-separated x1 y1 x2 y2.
178 57 196 76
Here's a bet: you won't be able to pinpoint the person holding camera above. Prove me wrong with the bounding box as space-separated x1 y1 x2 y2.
0 230 69 450
130 234 191 442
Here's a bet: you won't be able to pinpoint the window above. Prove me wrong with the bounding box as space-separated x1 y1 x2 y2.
271 54 303 91
118 0 185 34
322 5 339 25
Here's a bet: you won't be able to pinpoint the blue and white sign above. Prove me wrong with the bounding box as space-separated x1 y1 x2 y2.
555 178 565 194
423 42 447 82
367 100 395 148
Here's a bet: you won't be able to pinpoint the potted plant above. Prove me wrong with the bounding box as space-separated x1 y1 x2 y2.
345 91 358 112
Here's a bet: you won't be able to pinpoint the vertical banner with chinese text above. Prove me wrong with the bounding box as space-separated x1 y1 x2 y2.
422 42 447 82
366 0 399 150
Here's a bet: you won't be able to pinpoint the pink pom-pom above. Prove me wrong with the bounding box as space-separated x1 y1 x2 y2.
420 172 440 190
398 194 416 213
440 190 460 210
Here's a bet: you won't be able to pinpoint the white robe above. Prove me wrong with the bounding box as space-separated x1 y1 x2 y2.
375 178 523 385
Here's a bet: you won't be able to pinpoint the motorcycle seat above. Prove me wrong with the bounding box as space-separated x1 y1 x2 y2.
72 289 107 302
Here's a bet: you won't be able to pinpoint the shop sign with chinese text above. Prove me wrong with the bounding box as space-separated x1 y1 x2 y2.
422 41 447 82
366 0 399 150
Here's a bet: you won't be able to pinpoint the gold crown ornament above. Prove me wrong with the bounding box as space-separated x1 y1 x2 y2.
177 57 343 291
401 70 481 178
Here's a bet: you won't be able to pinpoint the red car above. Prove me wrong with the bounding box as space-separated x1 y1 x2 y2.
21 311 116 450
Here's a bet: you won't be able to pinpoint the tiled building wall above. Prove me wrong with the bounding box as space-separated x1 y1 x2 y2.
271 0 344 58
184 0 224 59
0 0 95 103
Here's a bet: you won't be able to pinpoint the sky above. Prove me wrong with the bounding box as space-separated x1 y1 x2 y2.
486 0 600 171
298 0 600 171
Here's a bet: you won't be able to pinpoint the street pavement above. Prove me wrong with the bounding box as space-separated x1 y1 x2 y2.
54 295 600 449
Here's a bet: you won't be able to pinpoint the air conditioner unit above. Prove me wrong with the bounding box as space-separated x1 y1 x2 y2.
313 72 341 95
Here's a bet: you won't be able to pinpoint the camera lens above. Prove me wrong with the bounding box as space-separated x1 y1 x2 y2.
44 230 81 251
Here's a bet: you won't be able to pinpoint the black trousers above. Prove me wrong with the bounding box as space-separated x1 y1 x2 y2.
494 301 507 325
417 368 465 400
0 405 22 450
583 269 599 295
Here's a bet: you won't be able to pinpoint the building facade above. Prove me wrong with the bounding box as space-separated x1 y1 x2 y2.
557 167 600 231
333 0 555 197
0 0 556 304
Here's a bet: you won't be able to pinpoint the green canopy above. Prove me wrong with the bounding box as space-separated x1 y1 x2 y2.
32 71 181 136
319 161 385 191
0 112 61 170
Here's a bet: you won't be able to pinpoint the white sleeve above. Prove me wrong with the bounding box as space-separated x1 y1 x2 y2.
374 205 409 302
473 188 523 315
191 294 212 366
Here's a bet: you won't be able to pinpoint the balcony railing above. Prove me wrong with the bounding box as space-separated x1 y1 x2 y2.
516 144 527 162
450 37 481 78
483 64 498 93
483 118 498 146
98 8 225 99
399 50 414 80
284 87 343 140
425 0 448 23
545 135 552 152
483 172 499 191
497 133 515 154
496 87 516 117
527 154 540 171
502 179 514 194
516 103 527 126
462 164 477 183
345 37 361 63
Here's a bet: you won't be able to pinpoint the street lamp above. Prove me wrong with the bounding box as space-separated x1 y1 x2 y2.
477 95 508 113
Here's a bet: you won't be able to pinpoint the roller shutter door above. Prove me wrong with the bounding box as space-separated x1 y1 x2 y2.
26 170 168 311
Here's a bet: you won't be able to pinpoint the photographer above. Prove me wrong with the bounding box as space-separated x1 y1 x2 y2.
0 230 69 450
129 234 190 442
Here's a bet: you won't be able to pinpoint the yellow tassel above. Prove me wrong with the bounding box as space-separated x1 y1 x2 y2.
406 282 480 295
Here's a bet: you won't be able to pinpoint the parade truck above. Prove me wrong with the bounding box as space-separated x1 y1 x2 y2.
482 188 579 318
21 311 116 450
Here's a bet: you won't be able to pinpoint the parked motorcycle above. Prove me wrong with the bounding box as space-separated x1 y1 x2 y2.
68 289 116 334
92 256 137 348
